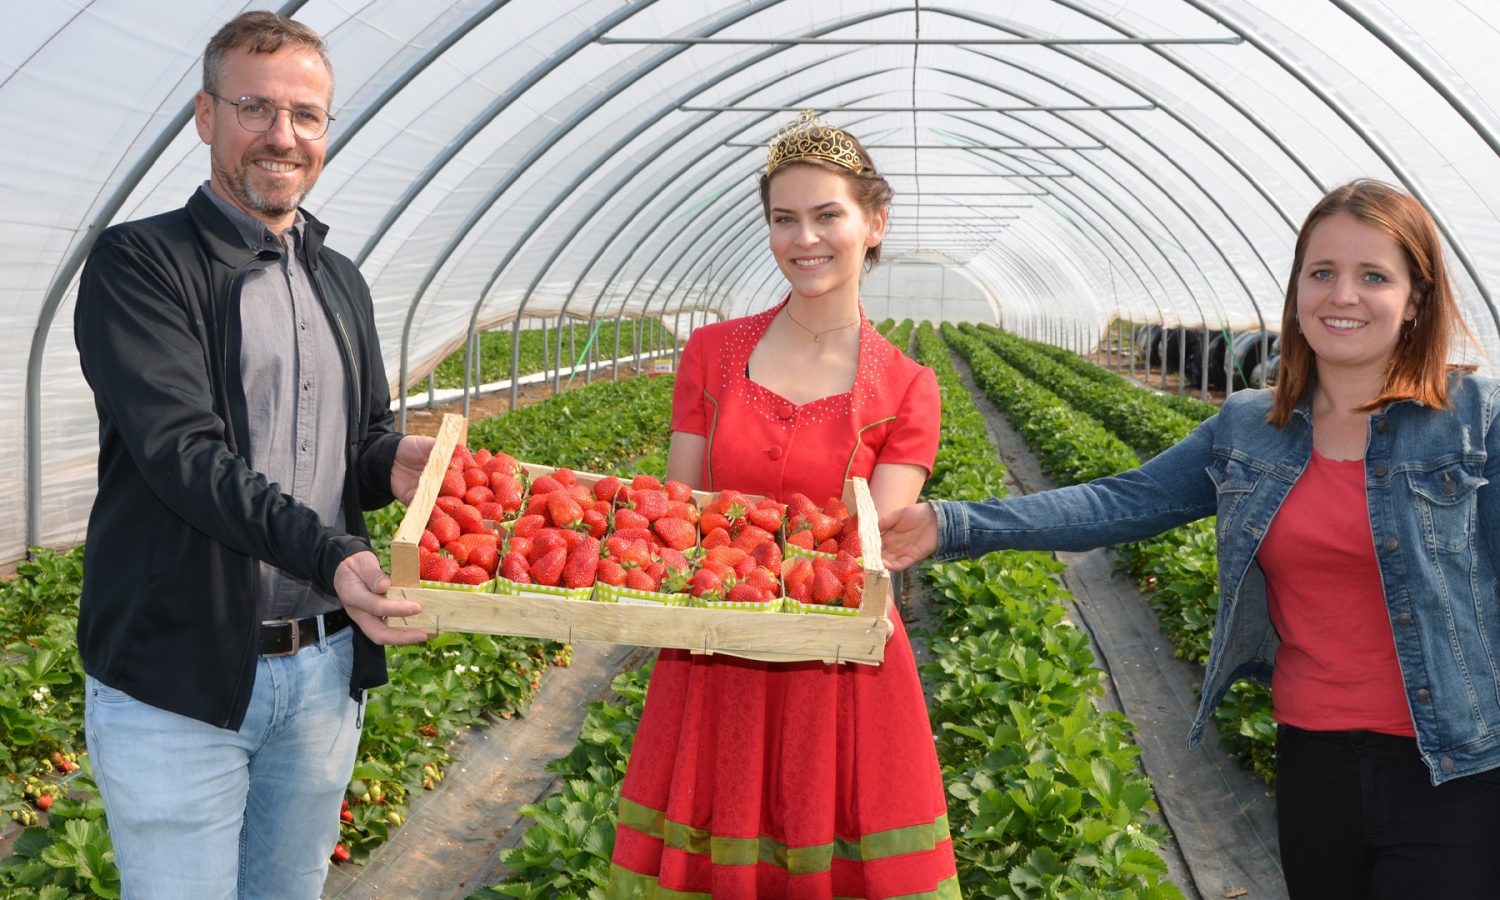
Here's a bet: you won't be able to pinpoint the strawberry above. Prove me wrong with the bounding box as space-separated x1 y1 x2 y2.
468 544 499 575
464 485 495 507
749 540 781 571
734 556 757 578
824 497 849 519
783 558 814 596
611 527 654 546
786 528 815 550
705 546 749 569
725 582 766 604
700 526 732 549
744 566 779 595
434 495 465 515
428 513 461 546
546 491 584 528
420 551 459 583
653 517 697 552
699 511 732 536
809 512 841 545
842 532 862 557
450 446 475 469
631 474 662 492
562 538 600 588
512 514 546 540
816 538 840 554
500 551 529 583
443 541 471 565
831 551 861 583
657 546 691 573
506 536 534 560
613 508 651 532
453 564 490 585
785 492 819 518
553 468 578 487
689 568 723 599
664 501 699 524
440 469 467 498
529 473 563 495
451 504 486 535
472 448 493 468
845 572 864 608
747 506 783 533
419 529 440 552
332 844 351 863
463 467 488 489
597 557 628 586
624 567 658 591
530 548 567 586
630 489 669 522
811 567 843 605
732 526 775 550
483 452 519 475
477 501 506 522
593 475 622 503
582 508 609 538
491 474 523 509
531 529 569 559
524 493 551 517
664 480 693 502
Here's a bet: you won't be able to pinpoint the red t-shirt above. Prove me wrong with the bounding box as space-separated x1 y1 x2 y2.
1257 448 1414 736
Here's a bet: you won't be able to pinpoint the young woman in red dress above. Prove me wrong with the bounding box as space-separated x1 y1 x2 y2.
606 112 957 898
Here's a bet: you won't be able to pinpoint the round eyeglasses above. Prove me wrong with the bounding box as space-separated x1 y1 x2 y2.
208 93 334 141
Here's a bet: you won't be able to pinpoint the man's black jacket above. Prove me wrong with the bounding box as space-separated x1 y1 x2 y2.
74 190 402 729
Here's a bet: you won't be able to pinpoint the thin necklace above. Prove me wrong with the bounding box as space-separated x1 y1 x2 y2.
784 306 860 343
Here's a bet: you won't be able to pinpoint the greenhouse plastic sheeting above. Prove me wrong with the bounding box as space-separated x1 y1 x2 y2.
4 0 1500 565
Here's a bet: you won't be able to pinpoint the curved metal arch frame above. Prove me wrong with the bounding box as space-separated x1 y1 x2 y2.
512 67 889 402
1185 0 1498 332
22 0 312 551
577 6 1272 352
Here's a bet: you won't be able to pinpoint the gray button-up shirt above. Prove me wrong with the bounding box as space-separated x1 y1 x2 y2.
201 185 348 621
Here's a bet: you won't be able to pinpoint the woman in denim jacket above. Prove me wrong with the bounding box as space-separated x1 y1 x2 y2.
880 180 1500 898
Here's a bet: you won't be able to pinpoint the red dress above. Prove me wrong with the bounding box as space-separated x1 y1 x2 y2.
608 302 958 898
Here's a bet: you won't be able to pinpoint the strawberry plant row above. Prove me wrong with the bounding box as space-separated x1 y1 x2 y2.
408 320 675 396
914 325 1180 897
944 326 1274 783
1022 337 1219 423
885 318 915 355
963 324 1199 459
943 324 1139 484
0 374 678 892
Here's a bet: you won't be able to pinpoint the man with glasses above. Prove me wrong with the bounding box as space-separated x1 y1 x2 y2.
73 11 430 898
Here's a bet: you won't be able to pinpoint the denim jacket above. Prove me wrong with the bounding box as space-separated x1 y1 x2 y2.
933 373 1500 784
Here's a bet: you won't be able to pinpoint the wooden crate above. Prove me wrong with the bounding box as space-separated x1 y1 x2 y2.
388 414 892 665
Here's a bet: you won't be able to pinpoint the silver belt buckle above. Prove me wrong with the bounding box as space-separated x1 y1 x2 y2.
261 618 301 657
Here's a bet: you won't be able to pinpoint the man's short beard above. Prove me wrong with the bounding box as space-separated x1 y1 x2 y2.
213 157 309 220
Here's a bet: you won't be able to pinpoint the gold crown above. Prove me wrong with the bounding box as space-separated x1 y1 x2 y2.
766 109 864 175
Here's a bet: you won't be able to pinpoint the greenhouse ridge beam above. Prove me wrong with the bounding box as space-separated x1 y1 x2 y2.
1185 0 1499 332
683 104 1156 112
723 142 1105 149
23 0 314 553
600 36 1241 46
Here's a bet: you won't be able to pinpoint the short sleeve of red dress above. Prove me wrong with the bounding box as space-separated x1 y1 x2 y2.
683 306 940 502
669 329 710 437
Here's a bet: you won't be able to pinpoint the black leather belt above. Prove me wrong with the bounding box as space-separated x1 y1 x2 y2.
259 608 352 657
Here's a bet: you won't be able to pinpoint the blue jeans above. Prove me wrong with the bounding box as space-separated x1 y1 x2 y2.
85 624 363 900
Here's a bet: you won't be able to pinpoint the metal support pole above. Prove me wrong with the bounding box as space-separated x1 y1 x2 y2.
1200 326 1210 401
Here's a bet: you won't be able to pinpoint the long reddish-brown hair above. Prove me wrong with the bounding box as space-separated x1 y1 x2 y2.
1269 179 1469 426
